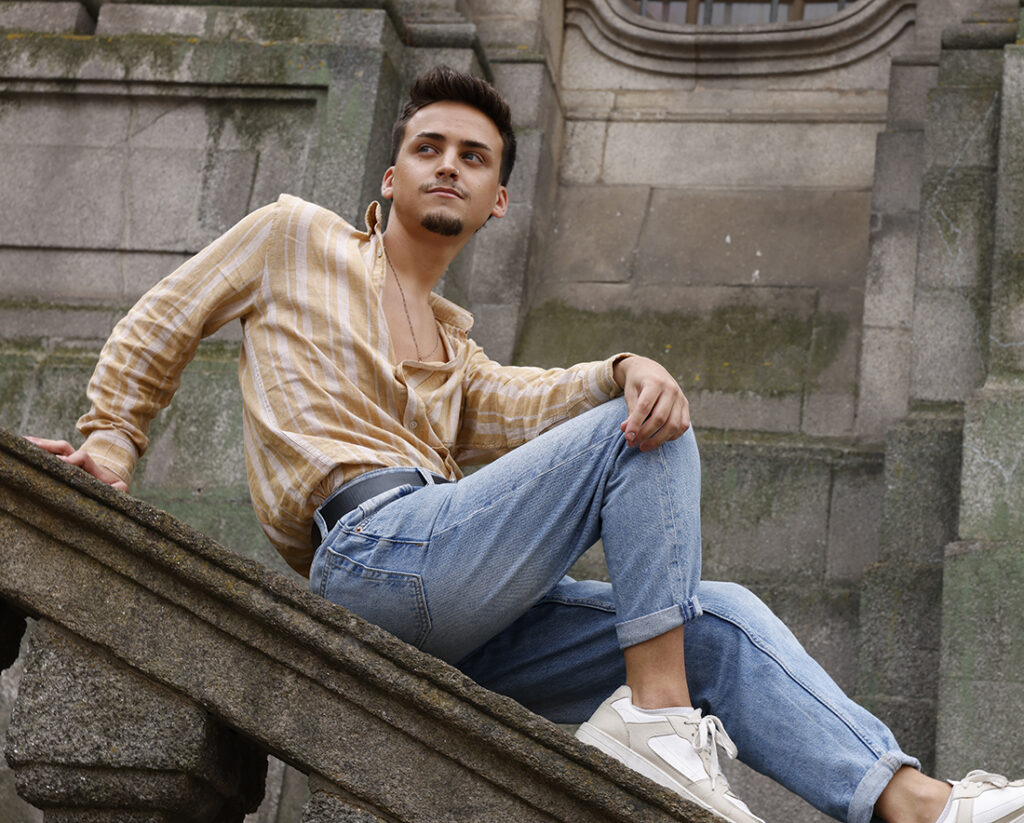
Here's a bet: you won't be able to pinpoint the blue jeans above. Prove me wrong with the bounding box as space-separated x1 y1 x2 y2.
309 398 918 823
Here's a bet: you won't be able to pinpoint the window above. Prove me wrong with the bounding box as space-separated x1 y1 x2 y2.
621 0 862 25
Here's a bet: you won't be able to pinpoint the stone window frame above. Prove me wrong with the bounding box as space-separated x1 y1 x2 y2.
565 0 917 76
623 0 860 27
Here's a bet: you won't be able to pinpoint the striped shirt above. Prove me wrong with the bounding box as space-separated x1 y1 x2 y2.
78 195 623 575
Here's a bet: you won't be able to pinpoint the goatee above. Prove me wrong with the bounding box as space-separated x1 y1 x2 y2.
421 212 463 237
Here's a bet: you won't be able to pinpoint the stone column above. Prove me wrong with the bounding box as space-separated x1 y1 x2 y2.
935 37 1024 779
4 621 266 823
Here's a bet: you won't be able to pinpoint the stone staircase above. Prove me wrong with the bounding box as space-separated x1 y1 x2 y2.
0 427 712 822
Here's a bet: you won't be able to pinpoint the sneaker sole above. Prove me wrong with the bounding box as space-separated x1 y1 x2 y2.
576 722 742 823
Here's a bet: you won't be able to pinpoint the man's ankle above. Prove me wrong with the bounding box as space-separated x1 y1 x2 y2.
874 767 951 823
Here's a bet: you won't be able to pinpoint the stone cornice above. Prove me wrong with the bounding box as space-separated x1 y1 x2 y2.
565 0 917 76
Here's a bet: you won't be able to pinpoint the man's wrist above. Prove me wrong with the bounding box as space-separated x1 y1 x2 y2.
612 354 635 390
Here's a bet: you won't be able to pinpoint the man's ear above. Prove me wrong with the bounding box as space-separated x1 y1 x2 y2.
381 166 395 200
491 185 508 219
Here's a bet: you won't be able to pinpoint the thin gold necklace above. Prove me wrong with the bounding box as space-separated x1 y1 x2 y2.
384 247 441 361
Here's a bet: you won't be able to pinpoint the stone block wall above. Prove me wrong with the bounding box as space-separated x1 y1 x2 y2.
934 36 1024 779
518 0 913 441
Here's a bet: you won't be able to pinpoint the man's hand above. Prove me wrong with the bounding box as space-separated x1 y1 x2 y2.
22 437 129 492
612 356 690 452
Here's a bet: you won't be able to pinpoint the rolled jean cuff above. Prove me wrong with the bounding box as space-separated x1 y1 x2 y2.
848 750 922 823
615 597 703 649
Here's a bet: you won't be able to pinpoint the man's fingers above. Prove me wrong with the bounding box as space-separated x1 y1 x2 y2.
23 436 75 456
24 437 129 492
622 386 656 444
638 400 689 452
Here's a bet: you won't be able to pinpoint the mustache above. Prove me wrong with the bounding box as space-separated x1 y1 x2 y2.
420 181 469 199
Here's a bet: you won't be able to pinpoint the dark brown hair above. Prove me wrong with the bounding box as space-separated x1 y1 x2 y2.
390 65 517 187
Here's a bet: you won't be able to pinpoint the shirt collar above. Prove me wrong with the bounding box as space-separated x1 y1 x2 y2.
364 201 383 236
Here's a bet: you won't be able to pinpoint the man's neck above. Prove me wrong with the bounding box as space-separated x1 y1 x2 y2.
381 220 467 299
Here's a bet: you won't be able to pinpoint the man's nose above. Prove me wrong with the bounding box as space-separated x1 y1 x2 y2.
435 149 459 177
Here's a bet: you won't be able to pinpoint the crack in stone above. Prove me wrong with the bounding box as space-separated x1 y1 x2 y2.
966 442 1022 486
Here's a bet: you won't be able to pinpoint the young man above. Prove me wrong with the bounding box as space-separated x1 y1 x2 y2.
27 66 1023 823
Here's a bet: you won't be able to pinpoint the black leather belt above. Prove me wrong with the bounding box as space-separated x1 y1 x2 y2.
312 469 452 546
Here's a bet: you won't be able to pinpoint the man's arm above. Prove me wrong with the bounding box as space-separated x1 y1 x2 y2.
23 200 278 491
454 345 690 463
613 355 690 452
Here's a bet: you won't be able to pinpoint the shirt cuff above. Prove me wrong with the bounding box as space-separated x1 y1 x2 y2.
80 430 138 486
600 352 634 399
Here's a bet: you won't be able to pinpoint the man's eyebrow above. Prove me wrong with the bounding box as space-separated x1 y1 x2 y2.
414 131 494 154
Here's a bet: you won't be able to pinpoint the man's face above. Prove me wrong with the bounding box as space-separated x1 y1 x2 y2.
382 101 508 239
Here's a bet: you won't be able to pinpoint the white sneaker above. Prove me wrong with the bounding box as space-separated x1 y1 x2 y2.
939 771 1024 823
575 685 764 823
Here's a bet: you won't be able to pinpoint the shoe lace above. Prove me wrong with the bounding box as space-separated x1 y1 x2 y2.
694 714 739 790
959 771 1024 789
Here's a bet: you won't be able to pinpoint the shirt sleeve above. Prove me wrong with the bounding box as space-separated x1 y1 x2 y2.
76 201 280 484
453 341 631 464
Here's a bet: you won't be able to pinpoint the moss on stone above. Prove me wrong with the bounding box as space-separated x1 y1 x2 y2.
514 300 848 396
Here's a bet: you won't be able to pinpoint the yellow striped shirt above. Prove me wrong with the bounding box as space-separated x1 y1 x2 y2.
78 195 623 575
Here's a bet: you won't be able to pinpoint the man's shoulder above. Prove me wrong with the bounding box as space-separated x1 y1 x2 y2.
267 194 373 239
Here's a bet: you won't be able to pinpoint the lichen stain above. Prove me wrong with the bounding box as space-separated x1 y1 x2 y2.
514 300 848 397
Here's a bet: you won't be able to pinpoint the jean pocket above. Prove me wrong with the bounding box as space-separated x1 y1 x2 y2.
319 549 431 648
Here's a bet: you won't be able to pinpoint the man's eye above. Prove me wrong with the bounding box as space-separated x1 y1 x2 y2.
418 144 437 154
464 152 482 163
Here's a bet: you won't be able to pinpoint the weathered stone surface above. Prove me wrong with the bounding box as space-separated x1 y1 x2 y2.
826 465 885 582
0 1 92 33
633 188 871 290
303 776 387 823
698 435 884 588
546 185 650 284
0 659 42 823
6 621 266 820
872 130 925 214
710 452 825 581
600 121 881 189
910 287 989 402
856 410 962 774
516 290 825 395
862 212 920 329
916 167 996 292
886 57 939 129
924 85 1002 169
856 560 944 773
937 46 1006 88
0 427 714 823
560 119 606 184
959 386 1024 542
854 326 912 439
936 540 1024 778
987 47 1024 376
878 411 963 565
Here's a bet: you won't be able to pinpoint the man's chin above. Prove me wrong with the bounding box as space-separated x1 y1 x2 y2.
421 212 464 237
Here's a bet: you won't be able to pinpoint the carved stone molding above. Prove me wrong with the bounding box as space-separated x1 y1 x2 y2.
565 0 917 76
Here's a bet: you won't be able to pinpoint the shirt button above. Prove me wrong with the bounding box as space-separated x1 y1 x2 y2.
377 247 382 257
409 420 419 430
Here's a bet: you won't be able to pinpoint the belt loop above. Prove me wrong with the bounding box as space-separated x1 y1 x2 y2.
416 467 436 485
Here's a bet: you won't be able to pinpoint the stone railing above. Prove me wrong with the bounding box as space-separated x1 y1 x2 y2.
0 427 711 822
